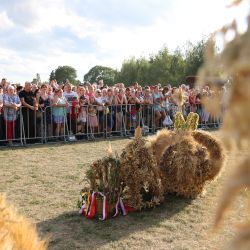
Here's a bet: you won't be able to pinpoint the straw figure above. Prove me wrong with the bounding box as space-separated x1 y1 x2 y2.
0 194 47 250
155 112 225 198
119 127 164 210
197 1 250 248
160 130 225 198
83 144 121 212
146 112 199 164
146 128 175 166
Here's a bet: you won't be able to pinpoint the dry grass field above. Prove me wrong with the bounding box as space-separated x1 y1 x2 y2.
0 131 248 250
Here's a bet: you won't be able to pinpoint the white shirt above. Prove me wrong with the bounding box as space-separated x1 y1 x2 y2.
95 96 106 111
63 91 78 104
63 91 78 113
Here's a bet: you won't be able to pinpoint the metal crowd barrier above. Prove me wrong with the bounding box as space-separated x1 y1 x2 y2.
0 103 222 147
0 107 24 146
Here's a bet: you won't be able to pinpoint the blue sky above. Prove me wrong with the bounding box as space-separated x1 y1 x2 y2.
0 0 248 83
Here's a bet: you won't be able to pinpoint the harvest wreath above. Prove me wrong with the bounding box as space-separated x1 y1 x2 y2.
78 110 225 220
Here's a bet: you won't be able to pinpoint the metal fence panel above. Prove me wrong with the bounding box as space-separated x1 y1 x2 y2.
0 103 222 147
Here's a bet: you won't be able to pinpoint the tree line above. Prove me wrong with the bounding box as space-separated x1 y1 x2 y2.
32 39 207 87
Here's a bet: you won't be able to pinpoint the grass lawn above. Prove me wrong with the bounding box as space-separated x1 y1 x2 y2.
0 131 248 249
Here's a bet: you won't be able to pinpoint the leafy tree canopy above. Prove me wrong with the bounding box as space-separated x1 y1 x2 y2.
115 39 208 87
84 65 117 85
54 65 77 85
48 39 208 87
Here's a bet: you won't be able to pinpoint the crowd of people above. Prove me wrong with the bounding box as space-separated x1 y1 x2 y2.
0 78 221 146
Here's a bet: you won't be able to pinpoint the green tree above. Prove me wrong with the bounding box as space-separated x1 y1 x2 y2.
184 39 207 77
135 57 150 86
167 49 186 85
115 39 207 86
31 73 42 85
54 66 77 85
115 57 138 86
147 47 173 84
84 65 117 84
49 70 56 81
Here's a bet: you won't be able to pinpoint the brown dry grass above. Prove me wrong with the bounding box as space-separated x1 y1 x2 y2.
0 132 248 250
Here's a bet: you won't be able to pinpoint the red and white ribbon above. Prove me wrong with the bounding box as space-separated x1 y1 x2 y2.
79 204 86 215
79 193 89 215
113 197 128 217
98 192 108 220
86 192 97 219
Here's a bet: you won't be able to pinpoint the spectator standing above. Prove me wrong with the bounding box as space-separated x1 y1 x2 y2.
115 88 127 133
98 79 104 89
13 85 23 139
47 85 54 100
34 88 43 138
169 87 179 120
63 83 78 134
19 82 38 141
162 92 171 115
95 89 106 132
50 79 59 91
0 86 4 142
52 89 68 140
63 83 78 103
87 95 99 138
37 84 53 140
200 87 210 128
86 85 94 97
3 86 21 145
162 86 169 96
196 91 202 118
143 87 153 128
32 84 38 93
78 87 88 134
152 85 166 128
102 88 108 99
132 82 139 91
105 88 116 136
70 96 79 134
16 86 23 95
189 89 197 113
0 79 7 94
126 88 140 132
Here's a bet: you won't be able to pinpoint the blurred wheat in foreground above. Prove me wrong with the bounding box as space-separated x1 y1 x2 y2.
197 1 250 248
0 194 47 250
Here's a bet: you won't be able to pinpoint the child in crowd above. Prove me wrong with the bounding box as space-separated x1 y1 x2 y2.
87 95 98 138
77 95 88 134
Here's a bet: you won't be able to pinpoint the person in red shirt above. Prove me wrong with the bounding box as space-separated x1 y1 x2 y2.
70 96 79 135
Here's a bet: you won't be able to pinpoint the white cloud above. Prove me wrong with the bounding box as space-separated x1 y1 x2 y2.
2 0 103 38
95 0 249 60
0 11 14 30
0 0 249 83
0 45 99 83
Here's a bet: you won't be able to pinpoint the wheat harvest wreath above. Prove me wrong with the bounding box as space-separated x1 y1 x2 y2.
78 108 225 220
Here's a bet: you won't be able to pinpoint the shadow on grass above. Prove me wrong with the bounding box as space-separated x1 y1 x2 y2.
37 194 192 250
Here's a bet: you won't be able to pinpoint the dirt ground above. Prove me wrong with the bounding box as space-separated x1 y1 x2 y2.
0 131 248 249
